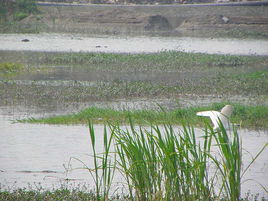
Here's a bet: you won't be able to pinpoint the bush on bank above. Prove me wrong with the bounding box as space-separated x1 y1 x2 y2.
0 0 37 22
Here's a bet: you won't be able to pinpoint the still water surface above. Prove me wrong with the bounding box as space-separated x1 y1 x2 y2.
0 33 268 55
0 107 267 198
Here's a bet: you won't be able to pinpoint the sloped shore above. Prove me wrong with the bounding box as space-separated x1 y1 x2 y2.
2 3 268 38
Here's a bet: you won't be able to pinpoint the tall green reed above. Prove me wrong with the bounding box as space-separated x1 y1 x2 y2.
86 120 266 201
88 122 116 201
109 122 217 201
208 121 242 201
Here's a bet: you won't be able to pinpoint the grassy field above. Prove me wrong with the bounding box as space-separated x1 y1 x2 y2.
0 52 267 199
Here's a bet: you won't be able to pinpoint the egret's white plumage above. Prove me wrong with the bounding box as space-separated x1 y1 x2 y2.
196 105 234 130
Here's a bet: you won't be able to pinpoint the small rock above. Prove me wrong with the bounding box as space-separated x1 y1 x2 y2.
21 39 30 42
95 45 101 48
222 16 229 23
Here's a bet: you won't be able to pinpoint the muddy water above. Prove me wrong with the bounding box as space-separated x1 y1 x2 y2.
0 33 268 55
0 107 267 198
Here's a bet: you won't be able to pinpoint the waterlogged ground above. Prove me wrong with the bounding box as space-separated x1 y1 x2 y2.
0 49 268 111
0 107 267 199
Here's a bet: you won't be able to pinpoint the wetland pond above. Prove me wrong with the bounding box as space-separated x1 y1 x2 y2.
0 33 268 199
0 106 267 198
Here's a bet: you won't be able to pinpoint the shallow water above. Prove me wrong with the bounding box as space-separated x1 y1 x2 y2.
0 33 268 55
0 106 267 198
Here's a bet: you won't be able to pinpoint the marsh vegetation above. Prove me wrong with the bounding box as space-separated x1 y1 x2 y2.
1 122 267 201
0 51 267 111
0 0 267 199
65 122 267 200
0 45 267 201
21 103 268 129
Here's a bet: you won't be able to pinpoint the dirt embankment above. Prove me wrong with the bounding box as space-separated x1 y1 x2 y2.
9 4 268 38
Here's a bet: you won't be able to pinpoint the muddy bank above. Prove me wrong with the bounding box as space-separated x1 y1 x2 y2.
2 4 268 38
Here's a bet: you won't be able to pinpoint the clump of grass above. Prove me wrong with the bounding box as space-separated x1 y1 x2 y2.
86 121 267 201
237 70 268 80
0 188 97 201
0 62 24 73
21 103 268 129
88 124 116 200
113 122 214 200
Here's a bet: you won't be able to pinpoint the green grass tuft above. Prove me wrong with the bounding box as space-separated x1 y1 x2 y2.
21 103 268 129
85 122 267 200
0 62 24 73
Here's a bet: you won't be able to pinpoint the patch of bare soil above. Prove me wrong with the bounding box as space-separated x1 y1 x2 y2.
178 15 268 37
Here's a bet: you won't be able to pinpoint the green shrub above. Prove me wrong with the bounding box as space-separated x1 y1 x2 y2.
0 62 24 73
13 12 28 21
0 0 37 22
16 0 38 14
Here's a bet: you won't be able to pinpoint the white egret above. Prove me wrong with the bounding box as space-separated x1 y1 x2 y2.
196 105 234 130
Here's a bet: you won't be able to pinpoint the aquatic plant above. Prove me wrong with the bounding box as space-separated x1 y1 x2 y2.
88 124 116 201
86 120 267 201
1 51 267 101
1 51 267 126
41 51 254 69
22 103 268 129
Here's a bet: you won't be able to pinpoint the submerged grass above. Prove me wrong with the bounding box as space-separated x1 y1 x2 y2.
21 103 268 129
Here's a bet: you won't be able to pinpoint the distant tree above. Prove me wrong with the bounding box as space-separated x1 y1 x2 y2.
0 0 38 22
0 0 15 21
16 0 38 14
